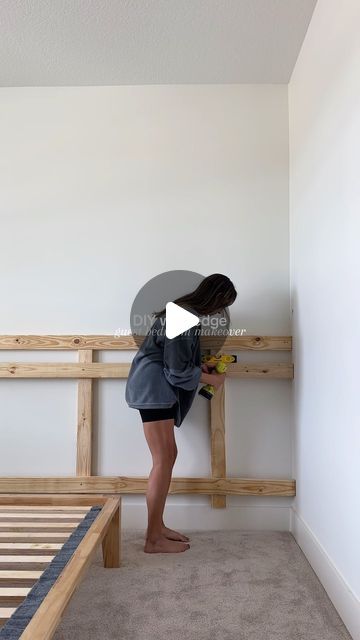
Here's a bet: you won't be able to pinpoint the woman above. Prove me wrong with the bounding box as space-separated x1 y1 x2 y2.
125 273 237 554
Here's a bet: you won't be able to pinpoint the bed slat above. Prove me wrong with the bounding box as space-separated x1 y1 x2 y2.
0 507 90 513
0 556 54 571
0 523 78 532
0 587 31 607
0 607 17 624
0 570 43 587
0 514 85 521
0 543 62 555
0 533 69 543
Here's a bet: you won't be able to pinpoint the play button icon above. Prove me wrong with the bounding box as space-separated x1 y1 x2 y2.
128 269 230 353
165 302 200 339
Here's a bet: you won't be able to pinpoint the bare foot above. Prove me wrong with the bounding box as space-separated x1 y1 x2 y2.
161 525 190 542
144 535 190 554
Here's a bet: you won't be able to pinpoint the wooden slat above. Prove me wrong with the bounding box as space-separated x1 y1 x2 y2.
0 556 53 564
0 587 30 606
0 361 293 379
76 350 93 476
0 513 84 521
210 384 226 509
0 477 296 496
0 494 108 507
0 607 16 624
0 533 69 543
18 497 120 640
0 543 62 555
0 556 54 570
0 334 292 350
0 507 90 513
0 571 42 587
0 523 78 531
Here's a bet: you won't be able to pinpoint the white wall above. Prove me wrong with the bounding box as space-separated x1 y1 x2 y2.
0 85 291 529
289 0 360 633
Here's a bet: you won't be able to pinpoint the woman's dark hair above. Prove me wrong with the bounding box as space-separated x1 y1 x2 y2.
153 273 237 320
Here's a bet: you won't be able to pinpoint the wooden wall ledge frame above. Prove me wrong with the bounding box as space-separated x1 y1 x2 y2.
0 334 295 506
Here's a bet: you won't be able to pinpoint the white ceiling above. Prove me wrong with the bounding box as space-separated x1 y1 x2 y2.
0 0 317 86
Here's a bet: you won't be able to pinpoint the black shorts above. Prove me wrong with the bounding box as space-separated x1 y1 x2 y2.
139 403 177 423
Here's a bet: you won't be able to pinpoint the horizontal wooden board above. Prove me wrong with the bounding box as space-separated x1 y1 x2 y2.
0 363 130 378
0 361 293 379
0 334 292 350
201 335 292 350
0 477 296 496
229 363 293 378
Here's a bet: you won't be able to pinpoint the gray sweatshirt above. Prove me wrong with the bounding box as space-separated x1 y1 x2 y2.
125 311 202 427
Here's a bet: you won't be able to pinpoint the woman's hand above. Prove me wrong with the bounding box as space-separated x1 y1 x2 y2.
199 364 226 388
201 362 217 373
210 371 226 389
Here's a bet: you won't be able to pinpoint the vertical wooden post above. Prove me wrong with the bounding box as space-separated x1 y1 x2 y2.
210 383 227 508
102 500 121 567
76 349 93 476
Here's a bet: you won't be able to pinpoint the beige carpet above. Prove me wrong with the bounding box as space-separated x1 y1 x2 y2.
53 529 352 640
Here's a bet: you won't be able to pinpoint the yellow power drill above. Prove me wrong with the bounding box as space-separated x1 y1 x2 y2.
198 354 237 400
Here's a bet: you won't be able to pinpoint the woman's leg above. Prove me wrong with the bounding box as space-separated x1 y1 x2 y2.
158 438 189 542
142 418 190 553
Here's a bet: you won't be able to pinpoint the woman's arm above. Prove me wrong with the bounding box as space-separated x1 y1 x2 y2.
163 330 202 390
163 327 226 391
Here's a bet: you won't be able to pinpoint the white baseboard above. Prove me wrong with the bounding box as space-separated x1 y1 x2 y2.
290 507 360 640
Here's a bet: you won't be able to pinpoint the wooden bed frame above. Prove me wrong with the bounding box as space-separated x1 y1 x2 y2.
0 494 120 640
